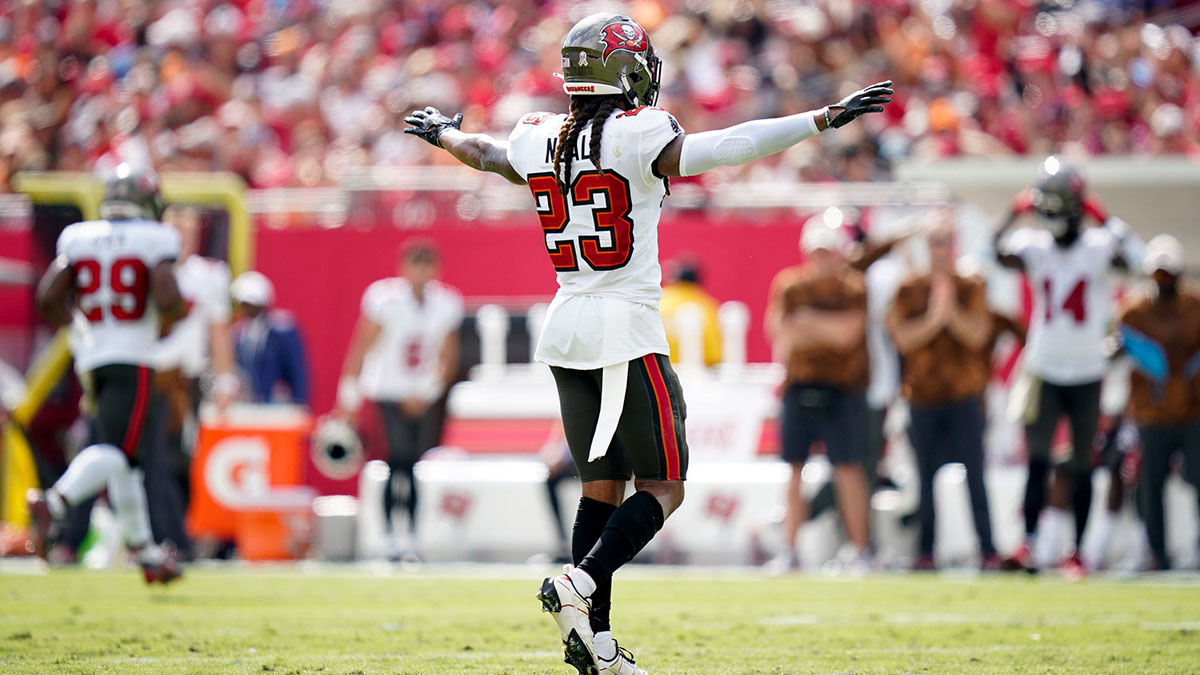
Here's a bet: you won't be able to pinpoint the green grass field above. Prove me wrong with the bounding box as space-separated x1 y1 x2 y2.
2 563 1198 674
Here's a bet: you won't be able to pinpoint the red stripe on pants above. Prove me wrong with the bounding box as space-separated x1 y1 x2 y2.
121 366 150 458
643 355 680 480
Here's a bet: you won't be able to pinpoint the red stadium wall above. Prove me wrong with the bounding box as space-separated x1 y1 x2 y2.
255 213 810 414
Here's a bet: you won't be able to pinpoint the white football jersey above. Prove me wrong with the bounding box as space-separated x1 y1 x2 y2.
56 219 181 373
1004 223 1135 385
358 277 464 403
506 106 684 369
155 255 232 376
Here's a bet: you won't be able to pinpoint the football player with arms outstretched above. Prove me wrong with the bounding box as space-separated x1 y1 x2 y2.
405 13 892 674
26 164 187 584
993 157 1144 576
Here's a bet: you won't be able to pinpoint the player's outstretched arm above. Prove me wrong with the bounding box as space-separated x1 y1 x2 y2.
404 107 526 185
654 81 893 178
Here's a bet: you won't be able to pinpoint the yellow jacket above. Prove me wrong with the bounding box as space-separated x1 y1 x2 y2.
659 281 723 366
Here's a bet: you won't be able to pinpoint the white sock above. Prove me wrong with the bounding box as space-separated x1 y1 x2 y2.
567 567 596 597
107 466 155 555
1082 510 1116 571
52 443 128 507
1034 507 1070 568
593 631 616 661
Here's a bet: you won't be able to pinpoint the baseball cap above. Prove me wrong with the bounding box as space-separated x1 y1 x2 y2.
231 271 275 306
800 224 841 255
1144 235 1184 276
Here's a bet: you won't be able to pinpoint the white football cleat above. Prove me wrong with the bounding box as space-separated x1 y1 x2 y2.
537 573 597 675
597 643 648 675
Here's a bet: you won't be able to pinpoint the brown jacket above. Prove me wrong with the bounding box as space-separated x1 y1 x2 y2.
767 264 869 391
890 273 993 406
1118 285 1200 427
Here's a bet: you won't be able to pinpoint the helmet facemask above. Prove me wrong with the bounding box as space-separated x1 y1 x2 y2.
625 51 662 107
1032 155 1084 246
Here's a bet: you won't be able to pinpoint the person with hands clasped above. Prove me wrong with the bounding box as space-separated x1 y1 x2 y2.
887 216 998 571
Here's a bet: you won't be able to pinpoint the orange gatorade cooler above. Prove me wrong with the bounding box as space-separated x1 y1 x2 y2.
188 404 317 559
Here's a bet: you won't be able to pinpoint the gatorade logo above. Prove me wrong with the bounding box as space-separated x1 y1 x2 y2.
204 436 270 508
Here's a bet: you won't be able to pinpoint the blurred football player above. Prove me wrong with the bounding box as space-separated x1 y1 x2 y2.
147 208 238 557
1115 235 1200 570
887 216 998 570
404 14 892 670
335 240 463 561
993 156 1144 575
26 163 185 584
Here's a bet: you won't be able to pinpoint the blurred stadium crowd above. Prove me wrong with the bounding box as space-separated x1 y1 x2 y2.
2 0 1200 193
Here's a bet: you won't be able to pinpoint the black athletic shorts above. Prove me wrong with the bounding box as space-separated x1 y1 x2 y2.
370 399 445 468
550 353 688 483
780 383 867 466
85 364 157 466
1025 379 1101 472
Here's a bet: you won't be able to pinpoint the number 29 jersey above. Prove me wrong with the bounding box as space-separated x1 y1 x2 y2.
1004 223 1132 385
56 219 181 373
506 106 684 369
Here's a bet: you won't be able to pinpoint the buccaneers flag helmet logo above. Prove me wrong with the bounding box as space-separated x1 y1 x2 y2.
599 22 648 64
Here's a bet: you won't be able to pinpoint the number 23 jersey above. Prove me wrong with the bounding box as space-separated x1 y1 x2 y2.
506 106 684 369
56 219 181 373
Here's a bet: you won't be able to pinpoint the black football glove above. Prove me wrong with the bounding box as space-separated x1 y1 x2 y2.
403 106 463 148
826 80 894 129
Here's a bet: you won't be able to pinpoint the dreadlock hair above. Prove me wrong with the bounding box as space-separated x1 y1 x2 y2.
552 95 624 196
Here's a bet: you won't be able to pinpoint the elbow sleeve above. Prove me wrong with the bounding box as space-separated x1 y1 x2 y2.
678 110 822 177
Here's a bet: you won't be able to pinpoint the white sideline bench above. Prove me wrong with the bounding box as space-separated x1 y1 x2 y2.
348 457 1199 568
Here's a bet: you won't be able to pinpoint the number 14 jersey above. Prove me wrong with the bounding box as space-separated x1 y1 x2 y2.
56 219 181 373
506 106 683 369
1005 224 1132 385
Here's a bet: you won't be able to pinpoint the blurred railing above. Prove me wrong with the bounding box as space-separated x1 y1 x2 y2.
247 167 957 230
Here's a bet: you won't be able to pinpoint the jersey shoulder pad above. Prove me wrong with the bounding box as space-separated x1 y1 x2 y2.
518 112 558 126
134 221 181 260
1082 225 1116 247
614 106 682 133
508 113 564 180
509 112 563 140
362 277 405 316
186 256 233 295
1006 225 1051 252
199 256 232 282
364 277 407 299
429 280 465 314
56 221 89 256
